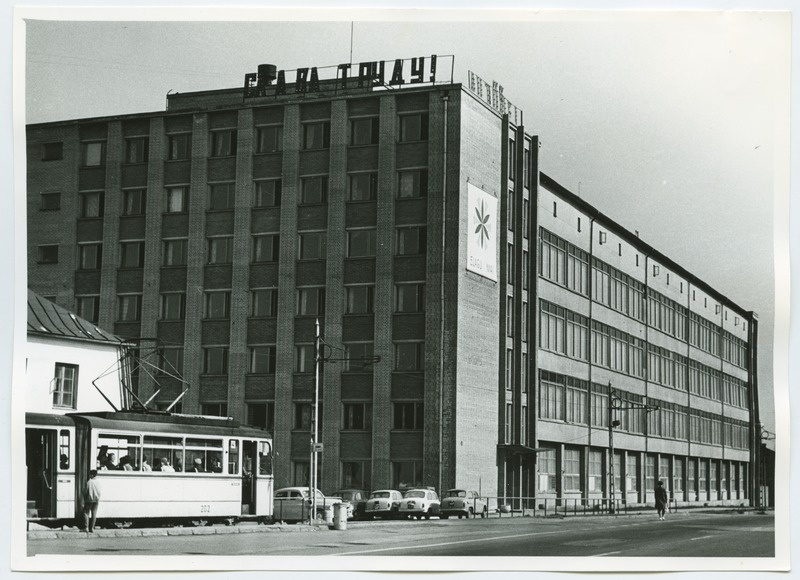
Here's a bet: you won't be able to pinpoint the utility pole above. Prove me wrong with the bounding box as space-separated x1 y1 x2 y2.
309 318 321 524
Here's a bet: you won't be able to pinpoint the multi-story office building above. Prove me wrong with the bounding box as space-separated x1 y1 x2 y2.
27 56 759 505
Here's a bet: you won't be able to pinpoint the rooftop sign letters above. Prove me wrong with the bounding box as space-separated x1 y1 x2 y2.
244 55 453 99
467 71 522 125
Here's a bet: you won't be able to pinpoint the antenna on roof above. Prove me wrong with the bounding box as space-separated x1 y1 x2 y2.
349 22 354 64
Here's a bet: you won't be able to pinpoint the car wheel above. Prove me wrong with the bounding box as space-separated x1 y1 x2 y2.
469 507 474 518
481 507 488 518
440 514 449 520
424 509 432 520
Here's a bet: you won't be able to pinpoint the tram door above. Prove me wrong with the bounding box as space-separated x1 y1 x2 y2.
26 429 56 518
241 440 257 515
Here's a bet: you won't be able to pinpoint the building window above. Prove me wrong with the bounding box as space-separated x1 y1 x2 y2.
539 371 565 421
41 142 63 161
564 448 582 492
120 241 145 268
81 141 105 166
167 133 191 160
342 402 372 430
300 176 328 204
395 283 425 313
159 347 184 376
645 455 656 493
506 296 514 337
392 460 423 490
52 363 78 408
297 287 326 316
160 293 186 321
506 349 513 390
254 180 281 207
124 136 149 164
256 125 283 153
508 138 517 180
344 342 374 372
250 345 277 374
303 121 331 150
205 290 231 319
673 458 684 493
207 237 234 264
40 192 61 211
37 245 59 264
298 232 326 260
588 450 603 493
399 113 429 142
122 189 146 216
393 402 423 430
211 129 237 157
252 288 278 317
348 173 378 201
199 403 228 418
80 191 104 218
345 285 374 314
350 117 379 146
76 296 100 324
395 342 424 371
163 238 188 266
342 461 371 490
165 186 188 213
253 233 280 263
295 345 316 373
247 402 275 431
209 182 236 210
397 169 428 198
396 226 427 256
347 229 377 258
538 448 557 492
626 454 639 492
203 347 229 375
78 243 102 270
118 294 142 322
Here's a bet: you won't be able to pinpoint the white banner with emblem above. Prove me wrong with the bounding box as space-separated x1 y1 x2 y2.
466 183 498 282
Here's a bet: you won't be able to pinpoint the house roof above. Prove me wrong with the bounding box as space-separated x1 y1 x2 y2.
27 290 124 345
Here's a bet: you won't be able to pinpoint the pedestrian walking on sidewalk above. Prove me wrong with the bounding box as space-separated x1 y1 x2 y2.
83 469 101 532
655 480 668 521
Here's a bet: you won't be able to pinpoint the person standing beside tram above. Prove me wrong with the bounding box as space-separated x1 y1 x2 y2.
83 470 101 533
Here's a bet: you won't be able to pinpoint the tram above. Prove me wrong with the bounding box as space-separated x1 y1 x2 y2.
26 410 274 529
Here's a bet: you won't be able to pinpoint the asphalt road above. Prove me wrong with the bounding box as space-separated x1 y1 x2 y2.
26 511 774 561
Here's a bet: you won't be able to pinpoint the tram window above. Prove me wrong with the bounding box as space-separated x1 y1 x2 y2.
258 442 273 475
143 435 183 473
228 439 240 475
185 438 223 473
58 429 70 470
96 434 141 471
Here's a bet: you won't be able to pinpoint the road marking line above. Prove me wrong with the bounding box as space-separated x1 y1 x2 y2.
591 551 622 557
691 535 714 541
335 529 565 555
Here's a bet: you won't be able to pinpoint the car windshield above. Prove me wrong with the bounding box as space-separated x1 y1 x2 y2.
336 491 354 500
371 491 390 499
447 490 467 497
406 490 426 498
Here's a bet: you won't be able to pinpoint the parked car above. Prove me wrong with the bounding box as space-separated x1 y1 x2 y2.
333 489 368 520
364 489 404 520
273 487 344 523
440 489 488 519
399 488 440 520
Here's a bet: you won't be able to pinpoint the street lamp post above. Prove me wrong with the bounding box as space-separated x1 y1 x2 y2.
309 318 321 524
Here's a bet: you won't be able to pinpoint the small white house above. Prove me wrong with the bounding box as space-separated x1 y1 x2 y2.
27 290 130 414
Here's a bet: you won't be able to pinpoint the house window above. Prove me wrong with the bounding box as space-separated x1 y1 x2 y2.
297 287 325 316
399 113 429 142
342 403 372 430
205 290 231 319
350 117 379 145
211 129 237 157
395 342 424 371
256 125 283 153
118 294 142 322
392 460 423 490
348 173 378 201
396 226 427 256
52 363 78 408
160 293 186 320
254 180 281 207
40 192 61 211
201 403 228 417
122 189 146 216
81 141 105 166
300 176 328 204
393 402 423 430
253 234 280 262
167 133 191 160
250 345 277 374
343 342 374 372
298 232 326 260
41 142 63 161
347 229 377 258
163 238 188 266
124 137 149 164
203 347 229 375
78 243 102 270
397 169 428 198
303 121 331 150
209 182 236 210
247 402 275 431
80 191 104 218
252 288 278 317
159 347 184 376
207 237 233 264
120 241 145 268
295 345 316 373
345 285 374 314
395 283 424 313
76 296 100 324
165 186 188 213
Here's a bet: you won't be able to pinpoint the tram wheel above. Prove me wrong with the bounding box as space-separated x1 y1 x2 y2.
113 520 133 529
190 519 209 527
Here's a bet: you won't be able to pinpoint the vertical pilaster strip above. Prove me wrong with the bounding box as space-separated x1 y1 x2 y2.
99 121 122 327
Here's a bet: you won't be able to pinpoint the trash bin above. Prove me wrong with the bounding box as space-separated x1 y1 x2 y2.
332 503 347 530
